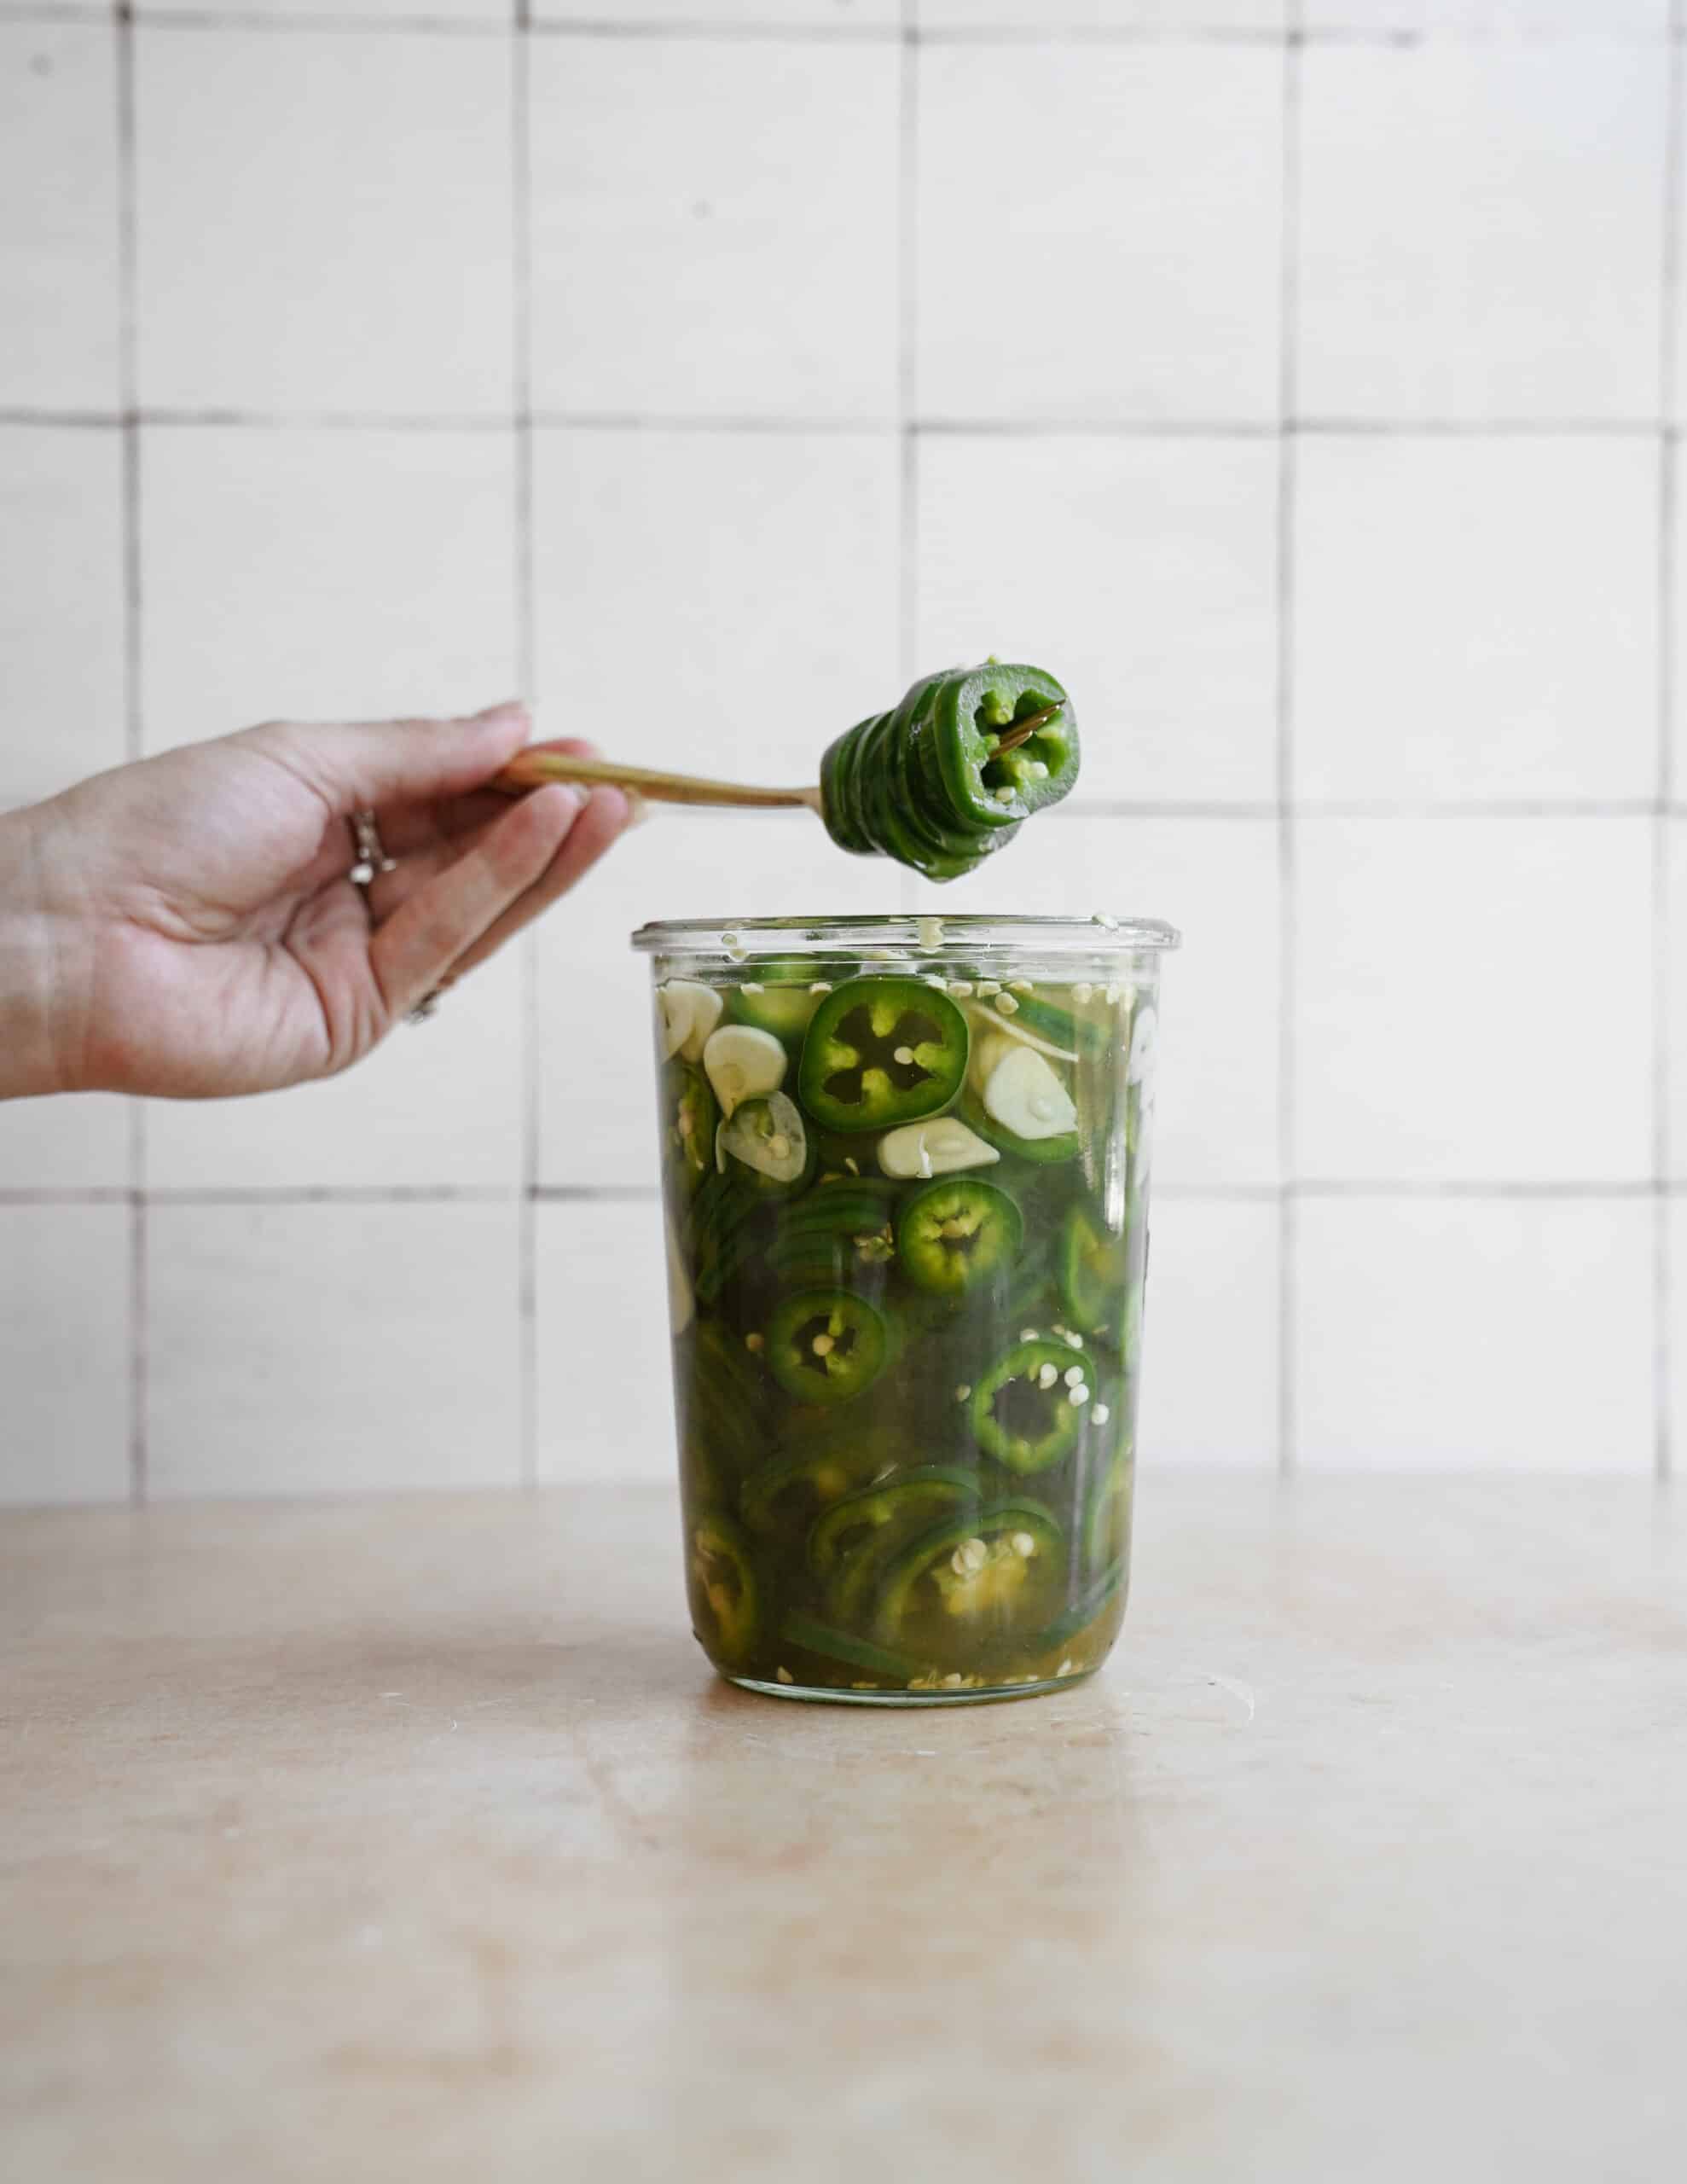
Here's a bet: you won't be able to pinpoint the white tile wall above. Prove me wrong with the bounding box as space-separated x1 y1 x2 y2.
0 3 1678 1502
1296 1197 1655 1472
1302 3 1665 29
142 945 525 1194
1669 821 1686 1185
1295 816 1655 1183
1294 437 1658 804
134 27 514 417
527 35 900 420
531 427 901 786
0 424 126 809
919 2 1286 25
917 41 1282 423
1297 42 1665 422
916 434 1279 804
138 426 519 751
534 1198 675 1487
0 1204 130 1506
0 1093 129 1194
1136 1197 1280 1467
145 1200 522 1499
0 20 121 413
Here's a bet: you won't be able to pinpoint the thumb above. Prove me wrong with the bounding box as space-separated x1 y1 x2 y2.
241 700 532 813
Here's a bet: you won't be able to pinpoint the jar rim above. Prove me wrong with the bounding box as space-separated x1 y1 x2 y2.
630 911 1180 956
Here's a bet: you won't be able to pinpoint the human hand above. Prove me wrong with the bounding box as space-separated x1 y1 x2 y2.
0 703 630 1101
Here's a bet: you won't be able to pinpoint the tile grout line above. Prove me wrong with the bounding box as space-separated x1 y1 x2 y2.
1275 9 1302 1480
1656 3 1683 1484
513 1 538 1494
6 408 1681 440
114 0 148 1509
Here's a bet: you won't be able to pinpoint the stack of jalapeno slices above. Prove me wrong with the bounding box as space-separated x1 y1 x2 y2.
657 961 1154 1698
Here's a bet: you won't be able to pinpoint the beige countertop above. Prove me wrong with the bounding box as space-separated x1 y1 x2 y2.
2 1476 1682 2181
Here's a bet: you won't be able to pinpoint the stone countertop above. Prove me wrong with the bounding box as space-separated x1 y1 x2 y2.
1 1477 1682 2181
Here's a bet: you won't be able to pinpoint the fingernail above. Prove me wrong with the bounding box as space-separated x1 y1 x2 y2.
472 697 528 727
621 788 650 829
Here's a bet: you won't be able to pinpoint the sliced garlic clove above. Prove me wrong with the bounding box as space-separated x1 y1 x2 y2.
967 1027 1017 1095
878 1117 1002 1179
657 982 694 1060
983 1044 1078 1141
671 980 723 1062
702 1023 786 1118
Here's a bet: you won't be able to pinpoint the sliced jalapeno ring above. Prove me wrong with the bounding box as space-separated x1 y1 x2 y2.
1035 1559 1125 1656
969 1338 1087 1474
870 1502 1067 1664
687 1511 760 1667
1085 1452 1133 1577
739 1436 888 1536
808 1465 981 1597
726 961 826 1049
798 978 970 1136
896 1177 1023 1298
1058 1199 1128 1335
663 1060 719 1201
717 1091 815 1195
764 1288 890 1406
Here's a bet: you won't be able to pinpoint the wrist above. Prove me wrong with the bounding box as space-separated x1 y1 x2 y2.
0 806 77 1100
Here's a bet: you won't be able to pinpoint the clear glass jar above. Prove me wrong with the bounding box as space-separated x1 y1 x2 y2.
631 912 1179 1705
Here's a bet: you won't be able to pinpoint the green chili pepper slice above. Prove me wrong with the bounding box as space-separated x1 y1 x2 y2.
739 1433 889 1536
798 978 969 1135
896 1177 1023 1298
716 1092 816 1197
687 1512 761 1667
808 1465 981 1602
969 1338 1087 1474
1034 1559 1125 1656
870 1502 1067 1664
765 1288 890 1405
663 1060 719 1202
777 1612 927 1684
1085 1452 1133 1577
1058 1199 1129 1335
817 662 1079 882
726 961 826 1050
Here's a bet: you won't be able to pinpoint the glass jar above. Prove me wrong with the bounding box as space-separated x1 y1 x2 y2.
631 912 1179 1704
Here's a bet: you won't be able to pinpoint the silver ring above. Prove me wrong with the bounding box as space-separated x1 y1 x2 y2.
407 989 443 1025
348 808 397 889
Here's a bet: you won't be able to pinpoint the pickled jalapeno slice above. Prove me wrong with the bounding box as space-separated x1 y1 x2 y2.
716 1092 815 1196
808 1466 981 1594
740 1437 888 1536
664 1060 719 1200
1085 1452 1133 1576
896 1177 1023 1298
798 978 969 1135
726 961 827 1050
1058 1200 1128 1335
969 1338 1087 1474
870 1502 1066 1664
765 1289 890 1405
687 1513 761 1666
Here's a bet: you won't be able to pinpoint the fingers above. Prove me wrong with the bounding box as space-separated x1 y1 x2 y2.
371 737 605 864
368 785 583 1019
244 700 534 817
443 782 632 980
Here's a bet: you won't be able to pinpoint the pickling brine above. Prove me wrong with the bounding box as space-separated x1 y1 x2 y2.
632 915 1177 1705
